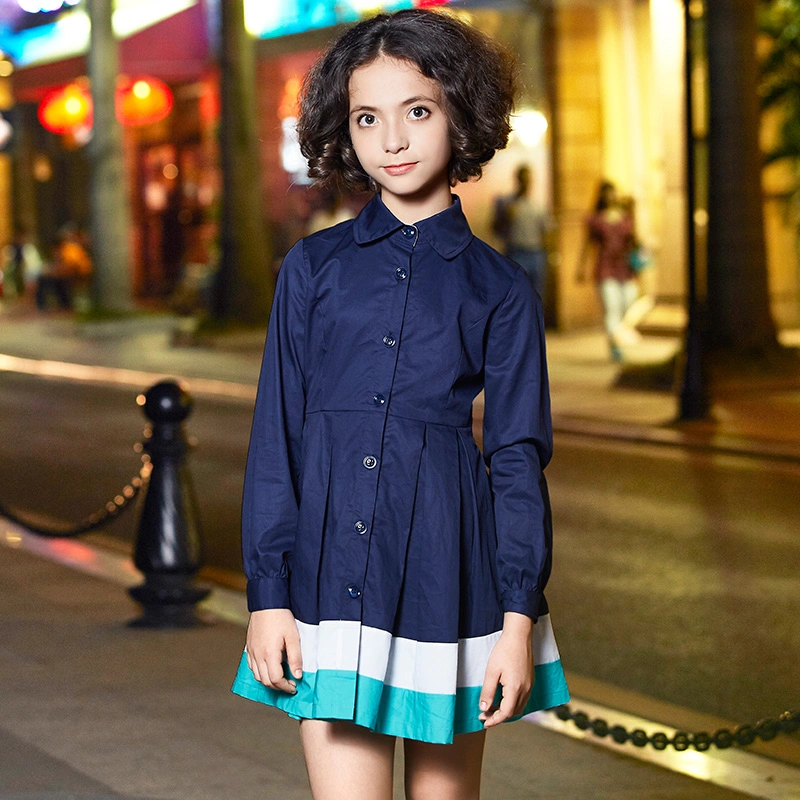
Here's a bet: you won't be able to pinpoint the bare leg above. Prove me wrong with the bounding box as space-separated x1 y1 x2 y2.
300 719 396 800
403 729 486 800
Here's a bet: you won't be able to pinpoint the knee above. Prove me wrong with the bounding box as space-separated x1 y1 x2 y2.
405 776 481 800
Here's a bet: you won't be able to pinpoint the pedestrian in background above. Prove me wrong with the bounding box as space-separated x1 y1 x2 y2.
2 227 43 299
35 226 91 311
232 9 568 800
492 163 553 302
577 179 639 362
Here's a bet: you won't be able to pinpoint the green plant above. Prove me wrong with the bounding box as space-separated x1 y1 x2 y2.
760 1 800 166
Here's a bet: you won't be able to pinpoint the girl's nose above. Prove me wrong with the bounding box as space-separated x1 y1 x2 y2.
383 120 408 154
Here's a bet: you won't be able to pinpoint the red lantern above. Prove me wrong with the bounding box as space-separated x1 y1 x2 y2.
115 76 173 127
37 81 93 135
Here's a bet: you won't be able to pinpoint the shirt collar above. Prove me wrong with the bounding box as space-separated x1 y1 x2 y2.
353 194 473 260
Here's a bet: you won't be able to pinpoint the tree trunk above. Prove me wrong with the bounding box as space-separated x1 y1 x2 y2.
213 0 273 324
86 0 134 313
705 0 777 351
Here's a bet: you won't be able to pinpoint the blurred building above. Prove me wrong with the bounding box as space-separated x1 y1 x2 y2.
0 0 797 329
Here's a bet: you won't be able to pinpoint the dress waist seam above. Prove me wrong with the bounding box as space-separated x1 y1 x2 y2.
304 408 472 430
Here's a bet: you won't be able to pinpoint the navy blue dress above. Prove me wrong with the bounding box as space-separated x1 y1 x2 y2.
232 195 569 743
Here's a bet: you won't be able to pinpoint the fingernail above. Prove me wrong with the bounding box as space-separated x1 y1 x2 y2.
480 701 488 711
293 669 303 679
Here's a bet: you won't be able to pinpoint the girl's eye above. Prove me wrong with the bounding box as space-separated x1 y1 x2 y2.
409 106 430 120
357 113 377 127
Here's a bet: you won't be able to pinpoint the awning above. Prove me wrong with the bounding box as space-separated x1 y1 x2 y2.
11 2 210 102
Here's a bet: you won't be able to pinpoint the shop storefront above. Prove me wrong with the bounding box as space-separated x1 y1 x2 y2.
3 0 796 327
553 0 800 331
1 0 557 308
2 0 217 298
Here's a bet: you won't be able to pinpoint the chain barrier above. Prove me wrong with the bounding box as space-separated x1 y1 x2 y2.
0 454 152 538
552 705 800 751
1 380 208 627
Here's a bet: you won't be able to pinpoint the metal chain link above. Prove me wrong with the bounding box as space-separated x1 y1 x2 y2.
552 705 800 751
0 455 152 538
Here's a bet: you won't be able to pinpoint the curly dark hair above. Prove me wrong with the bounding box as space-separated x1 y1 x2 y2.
297 9 519 193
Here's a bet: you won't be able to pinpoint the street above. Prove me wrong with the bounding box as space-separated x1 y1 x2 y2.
0 372 798 731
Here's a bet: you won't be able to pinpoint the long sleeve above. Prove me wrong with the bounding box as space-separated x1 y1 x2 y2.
482 267 553 621
242 241 307 611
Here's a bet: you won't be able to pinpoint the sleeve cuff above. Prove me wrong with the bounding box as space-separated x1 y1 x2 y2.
246 576 291 612
501 588 542 622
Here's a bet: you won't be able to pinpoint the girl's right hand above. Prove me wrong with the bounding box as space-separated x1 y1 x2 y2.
245 608 303 694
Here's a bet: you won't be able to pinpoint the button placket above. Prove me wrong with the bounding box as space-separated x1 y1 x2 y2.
348 228 416 617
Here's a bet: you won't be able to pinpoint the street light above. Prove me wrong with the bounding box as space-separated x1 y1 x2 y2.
678 0 711 420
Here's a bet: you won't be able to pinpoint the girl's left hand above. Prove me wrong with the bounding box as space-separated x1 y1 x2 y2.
479 612 534 728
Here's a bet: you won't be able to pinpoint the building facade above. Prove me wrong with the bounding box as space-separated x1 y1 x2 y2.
1 0 797 329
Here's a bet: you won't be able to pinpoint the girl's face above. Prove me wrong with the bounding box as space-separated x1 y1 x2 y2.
348 55 453 223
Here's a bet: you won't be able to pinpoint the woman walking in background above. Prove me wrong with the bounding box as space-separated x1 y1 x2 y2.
577 180 639 362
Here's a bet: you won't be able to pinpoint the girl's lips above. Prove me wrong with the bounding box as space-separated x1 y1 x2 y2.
383 162 417 176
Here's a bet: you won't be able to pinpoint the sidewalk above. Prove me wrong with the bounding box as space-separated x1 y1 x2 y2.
1 304 799 797
0 528 761 800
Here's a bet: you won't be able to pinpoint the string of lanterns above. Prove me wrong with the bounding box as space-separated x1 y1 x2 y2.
37 75 173 135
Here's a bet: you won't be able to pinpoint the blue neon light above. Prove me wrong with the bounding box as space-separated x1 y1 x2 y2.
247 1 453 40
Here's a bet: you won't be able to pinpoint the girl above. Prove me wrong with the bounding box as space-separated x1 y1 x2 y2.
232 9 569 799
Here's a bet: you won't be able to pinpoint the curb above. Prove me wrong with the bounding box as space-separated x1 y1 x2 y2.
552 416 800 464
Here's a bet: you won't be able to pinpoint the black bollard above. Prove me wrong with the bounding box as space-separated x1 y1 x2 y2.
128 380 210 628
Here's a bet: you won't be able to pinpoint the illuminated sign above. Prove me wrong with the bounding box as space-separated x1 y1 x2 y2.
17 0 79 12
0 0 196 68
245 0 453 39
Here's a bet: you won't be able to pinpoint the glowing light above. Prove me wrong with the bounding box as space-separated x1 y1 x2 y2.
5 1 194 70
32 154 52 181
50 538 97 564
116 75 173 127
37 81 92 134
0 117 12 150
38 75 172 134
244 0 283 36
281 116 310 183
245 0 453 39
18 0 67 11
511 109 549 147
278 77 301 120
17 0 80 9
4 531 22 547
132 80 151 99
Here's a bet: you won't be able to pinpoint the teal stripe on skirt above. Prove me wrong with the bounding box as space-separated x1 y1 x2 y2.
232 652 570 744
